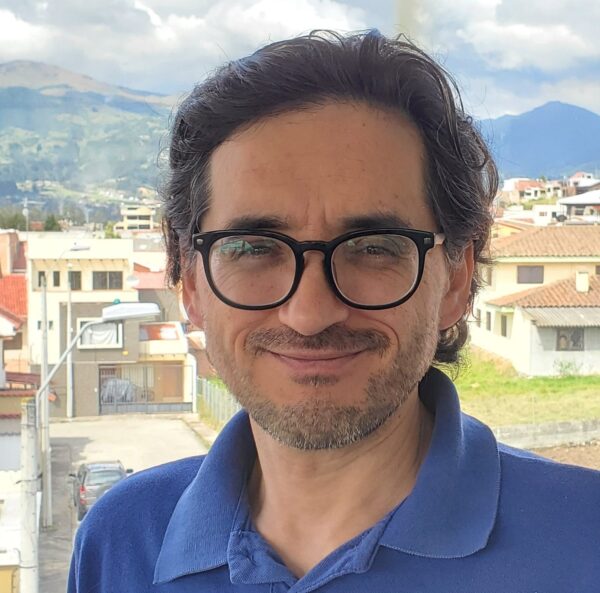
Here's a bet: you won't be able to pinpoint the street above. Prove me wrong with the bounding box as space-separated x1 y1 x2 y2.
39 414 208 593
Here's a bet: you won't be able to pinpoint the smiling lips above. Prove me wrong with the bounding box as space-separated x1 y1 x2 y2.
268 350 363 373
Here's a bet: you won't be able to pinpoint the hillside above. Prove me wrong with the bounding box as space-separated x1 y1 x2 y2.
0 61 175 194
0 61 599 197
479 101 600 178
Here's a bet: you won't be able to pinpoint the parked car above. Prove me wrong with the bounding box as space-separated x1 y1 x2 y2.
69 461 133 520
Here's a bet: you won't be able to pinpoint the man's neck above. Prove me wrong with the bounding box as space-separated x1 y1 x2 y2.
247 391 433 577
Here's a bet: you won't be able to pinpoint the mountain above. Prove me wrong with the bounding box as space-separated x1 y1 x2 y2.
0 61 176 194
479 102 600 179
0 60 599 196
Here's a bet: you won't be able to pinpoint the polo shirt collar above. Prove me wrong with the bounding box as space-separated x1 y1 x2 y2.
154 410 255 584
379 368 501 557
154 367 501 584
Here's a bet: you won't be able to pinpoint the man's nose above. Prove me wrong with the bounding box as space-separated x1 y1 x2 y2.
277 252 350 336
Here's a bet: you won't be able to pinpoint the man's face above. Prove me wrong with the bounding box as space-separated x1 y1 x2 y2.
183 102 471 449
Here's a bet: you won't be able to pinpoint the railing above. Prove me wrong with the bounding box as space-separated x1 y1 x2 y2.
197 379 241 428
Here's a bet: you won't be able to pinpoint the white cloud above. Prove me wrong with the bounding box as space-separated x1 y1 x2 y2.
457 19 596 72
0 9 53 57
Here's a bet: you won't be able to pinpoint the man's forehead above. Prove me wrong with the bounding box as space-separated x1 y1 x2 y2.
216 211 419 233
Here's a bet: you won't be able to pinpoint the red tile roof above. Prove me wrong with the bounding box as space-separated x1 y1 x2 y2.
487 275 600 308
492 226 600 258
515 180 544 191
0 274 27 318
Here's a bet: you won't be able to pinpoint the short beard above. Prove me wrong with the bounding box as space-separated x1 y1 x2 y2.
206 323 437 450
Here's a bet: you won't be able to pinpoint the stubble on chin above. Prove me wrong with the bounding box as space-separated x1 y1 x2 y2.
205 322 438 450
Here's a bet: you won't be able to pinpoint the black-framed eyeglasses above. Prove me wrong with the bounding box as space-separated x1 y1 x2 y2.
191 228 445 310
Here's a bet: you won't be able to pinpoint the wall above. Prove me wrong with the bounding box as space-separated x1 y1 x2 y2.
486 260 599 299
469 307 533 373
529 326 600 376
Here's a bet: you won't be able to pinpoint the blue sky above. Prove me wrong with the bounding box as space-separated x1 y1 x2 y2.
0 0 598 118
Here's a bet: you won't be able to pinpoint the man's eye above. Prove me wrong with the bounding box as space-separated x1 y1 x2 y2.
218 239 277 259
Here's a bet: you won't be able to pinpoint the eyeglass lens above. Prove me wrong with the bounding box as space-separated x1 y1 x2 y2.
208 234 419 307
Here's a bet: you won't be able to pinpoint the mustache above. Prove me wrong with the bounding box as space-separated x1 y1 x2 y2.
245 324 390 357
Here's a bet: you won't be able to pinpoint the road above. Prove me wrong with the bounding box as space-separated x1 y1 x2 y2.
39 414 208 593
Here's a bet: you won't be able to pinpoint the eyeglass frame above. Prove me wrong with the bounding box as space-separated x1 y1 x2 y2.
191 227 446 311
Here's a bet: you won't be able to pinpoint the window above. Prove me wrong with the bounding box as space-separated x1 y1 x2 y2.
38 271 46 288
78 319 123 349
68 270 82 291
501 315 508 337
485 311 491 331
596 265 600 276
517 265 544 284
92 271 123 290
53 271 60 287
482 267 493 286
475 308 482 328
556 328 584 351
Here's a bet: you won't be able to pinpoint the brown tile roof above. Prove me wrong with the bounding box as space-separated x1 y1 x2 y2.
494 219 533 231
0 274 27 318
487 275 600 308
492 226 600 258
515 180 544 191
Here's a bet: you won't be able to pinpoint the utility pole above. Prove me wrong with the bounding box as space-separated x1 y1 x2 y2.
20 399 39 593
66 264 74 418
40 273 52 528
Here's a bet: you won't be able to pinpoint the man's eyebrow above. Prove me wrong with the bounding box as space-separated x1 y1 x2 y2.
224 215 289 230
340 212 415 230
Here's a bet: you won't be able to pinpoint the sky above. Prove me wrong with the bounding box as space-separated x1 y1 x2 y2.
0 0 598 118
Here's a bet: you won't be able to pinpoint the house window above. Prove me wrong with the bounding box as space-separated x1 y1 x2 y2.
38 271 46 288
475 308 482 328
596 265 600 276
92 271 123 290
501 315 508 337
482 267 493 286
517 265 544 284
485 312 491 331
53 271 60 287
78 319 123 349
68 270 82 291
556 328 584 351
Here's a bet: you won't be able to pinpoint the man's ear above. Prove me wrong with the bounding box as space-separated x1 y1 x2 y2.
181 264 205 330
438 242 475 331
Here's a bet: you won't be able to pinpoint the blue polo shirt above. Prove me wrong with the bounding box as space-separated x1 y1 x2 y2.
68 368 600 593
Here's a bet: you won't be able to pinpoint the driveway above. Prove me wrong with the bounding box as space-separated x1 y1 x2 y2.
40 414 208 593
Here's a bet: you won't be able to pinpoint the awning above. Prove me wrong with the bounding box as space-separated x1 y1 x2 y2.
522 307 600 327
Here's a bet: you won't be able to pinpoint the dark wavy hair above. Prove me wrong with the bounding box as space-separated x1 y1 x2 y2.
161 29 497 365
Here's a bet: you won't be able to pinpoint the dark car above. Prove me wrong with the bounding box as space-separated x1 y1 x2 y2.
70 461 133 520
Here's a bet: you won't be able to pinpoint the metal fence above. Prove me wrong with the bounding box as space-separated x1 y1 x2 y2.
197 379 241 428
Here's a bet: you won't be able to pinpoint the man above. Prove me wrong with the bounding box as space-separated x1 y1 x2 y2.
69 30 599 592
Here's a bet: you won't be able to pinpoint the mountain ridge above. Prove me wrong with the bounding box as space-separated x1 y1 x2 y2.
0 61 599 191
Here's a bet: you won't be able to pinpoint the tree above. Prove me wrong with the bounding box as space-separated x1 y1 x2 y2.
43 214 62 231
0 209 26 230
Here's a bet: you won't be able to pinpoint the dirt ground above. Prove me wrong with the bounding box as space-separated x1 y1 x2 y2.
534 440 600 470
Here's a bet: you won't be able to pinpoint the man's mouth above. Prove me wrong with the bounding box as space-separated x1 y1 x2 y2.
266 349 364 373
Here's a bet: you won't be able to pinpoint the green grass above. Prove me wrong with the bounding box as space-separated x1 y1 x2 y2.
448 348 600 427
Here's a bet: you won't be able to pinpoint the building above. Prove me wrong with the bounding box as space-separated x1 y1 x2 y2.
471 226 600 376
558 189 600 222
114 201 159 234
26 234 195 417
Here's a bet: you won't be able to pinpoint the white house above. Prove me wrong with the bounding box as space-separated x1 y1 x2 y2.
471 226 600 376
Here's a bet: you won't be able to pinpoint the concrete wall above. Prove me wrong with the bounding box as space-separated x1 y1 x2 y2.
529 326 600 376
486 260 599 298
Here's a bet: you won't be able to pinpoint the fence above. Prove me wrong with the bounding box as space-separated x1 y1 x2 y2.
197 379 242 428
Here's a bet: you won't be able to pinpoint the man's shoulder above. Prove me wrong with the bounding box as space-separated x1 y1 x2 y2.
80 455 205 537
497 442 600 521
